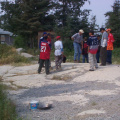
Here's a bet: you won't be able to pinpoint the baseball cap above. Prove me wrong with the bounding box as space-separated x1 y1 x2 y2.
56 36 61 39
106 28 111 31
79 29 84 33
43 32 47 35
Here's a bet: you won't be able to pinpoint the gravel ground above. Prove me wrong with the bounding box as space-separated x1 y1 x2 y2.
0 63 120 120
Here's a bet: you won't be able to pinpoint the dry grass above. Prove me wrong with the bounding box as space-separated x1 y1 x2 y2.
52 74 72 81
0 44 30 65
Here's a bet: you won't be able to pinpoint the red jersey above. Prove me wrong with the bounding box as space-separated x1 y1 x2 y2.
47 38 51 44
40 41 51 60
107 33 114 50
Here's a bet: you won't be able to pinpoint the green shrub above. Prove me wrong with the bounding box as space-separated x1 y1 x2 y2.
112 48 120 64
0 84 18 120
0 44 29 65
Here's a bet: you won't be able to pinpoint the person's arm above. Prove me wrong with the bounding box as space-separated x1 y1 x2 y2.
111 34 115 42
102 33 108 47
71 33 77 41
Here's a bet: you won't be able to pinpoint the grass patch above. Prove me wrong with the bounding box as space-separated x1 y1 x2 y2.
0 83 22 120
52 74 72 81
112 48 120 64
0 44 30 65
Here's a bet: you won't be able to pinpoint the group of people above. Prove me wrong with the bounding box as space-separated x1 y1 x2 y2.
72 28 114 71
38 27 114 74
38 32 64 75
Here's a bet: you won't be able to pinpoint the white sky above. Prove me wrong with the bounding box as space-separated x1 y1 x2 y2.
82 0 114 27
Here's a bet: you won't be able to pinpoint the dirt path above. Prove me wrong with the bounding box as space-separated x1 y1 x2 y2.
0 63 120 120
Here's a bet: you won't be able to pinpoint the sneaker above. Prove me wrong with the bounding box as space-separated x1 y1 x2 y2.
89 69 94 71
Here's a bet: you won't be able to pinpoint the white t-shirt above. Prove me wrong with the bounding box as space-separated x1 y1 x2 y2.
54 40 63 56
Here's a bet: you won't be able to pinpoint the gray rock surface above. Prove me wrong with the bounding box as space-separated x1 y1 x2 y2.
0 63 120 120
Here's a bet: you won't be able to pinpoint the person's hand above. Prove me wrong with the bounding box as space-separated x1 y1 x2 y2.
71 37 74 40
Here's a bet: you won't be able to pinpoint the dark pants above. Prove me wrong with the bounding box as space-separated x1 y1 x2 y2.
82 54 88 63
96 51 100 63
107 50 112 64
100 47 107 65
38 59 49 74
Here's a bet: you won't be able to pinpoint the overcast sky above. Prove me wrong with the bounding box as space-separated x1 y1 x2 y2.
82 0 114 27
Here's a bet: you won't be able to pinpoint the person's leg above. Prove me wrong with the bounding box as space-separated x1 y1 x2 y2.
45 59 49 74
86 54 89 63
93 54 98 68
38 59 44 73
73 42 78 61
49 59 51 67
103 47 107 65
58 55 63 68
107 50 112 64
82 55 85 63
55 56 59 70
100 47 106 65
100 47 103 65
110 50 112 64
77 43 81 62
96 52 99 63
89 53 94 70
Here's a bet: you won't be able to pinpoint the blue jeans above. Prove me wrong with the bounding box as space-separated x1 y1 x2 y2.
82 54 88 63
107 50 112 64
96 51 100 63
73 42 81 61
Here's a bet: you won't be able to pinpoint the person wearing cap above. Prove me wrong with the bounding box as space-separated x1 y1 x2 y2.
106 28 115 64
54 36 63 70
38 32 47 64
100 28 108 66
87 31 99 71
71 29 84 63
38 36 51 75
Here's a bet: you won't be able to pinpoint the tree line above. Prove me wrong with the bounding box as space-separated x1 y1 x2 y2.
1 0 119 48
105 0 120 47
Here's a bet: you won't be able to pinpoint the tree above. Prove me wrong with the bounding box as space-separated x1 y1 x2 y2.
105 0 120 47
0 0 54 48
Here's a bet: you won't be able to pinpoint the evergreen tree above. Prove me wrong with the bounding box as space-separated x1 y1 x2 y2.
0 0 54 48
105 0 120 47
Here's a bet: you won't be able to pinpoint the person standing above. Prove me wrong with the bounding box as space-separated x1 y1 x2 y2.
38 36 51 75
87 31 98 71
106 28 115 64
71 29 84 63
100 28 108 66
82 37 88 63
54 36 63 70
96 35 101 63
38 32 47 64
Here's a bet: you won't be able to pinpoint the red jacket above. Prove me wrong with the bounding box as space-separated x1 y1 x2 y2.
107 33 114 50
40 40 51 60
